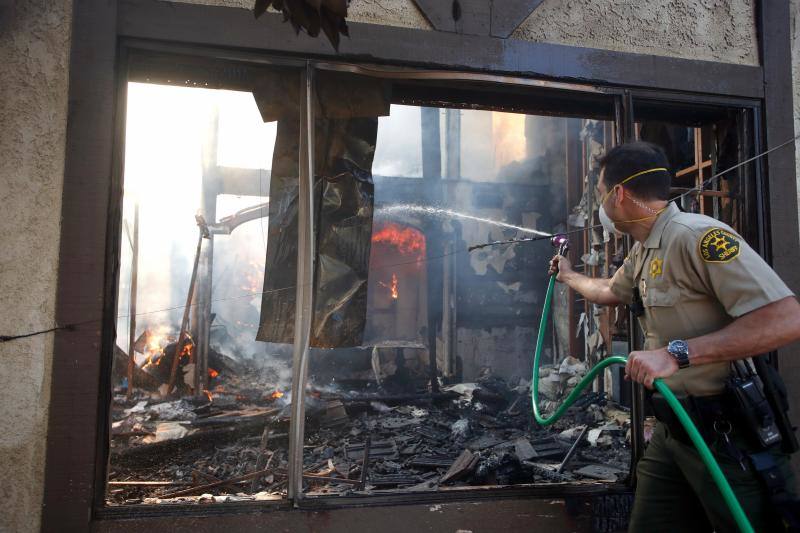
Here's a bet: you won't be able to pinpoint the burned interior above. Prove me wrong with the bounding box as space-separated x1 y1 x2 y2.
106 54 761 506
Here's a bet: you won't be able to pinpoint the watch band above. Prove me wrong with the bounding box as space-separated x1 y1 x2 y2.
668 340 690 369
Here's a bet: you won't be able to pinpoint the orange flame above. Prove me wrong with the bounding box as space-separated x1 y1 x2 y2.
180 341 193 361
372 223 426 257
240 259 264 294
271 390 284 399
208 368 219 379
202 390 213 402
140 326 175 369
379 273 400 300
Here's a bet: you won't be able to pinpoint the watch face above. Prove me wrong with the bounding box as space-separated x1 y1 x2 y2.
669 340 688 353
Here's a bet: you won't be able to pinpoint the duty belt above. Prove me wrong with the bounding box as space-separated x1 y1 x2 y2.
648 391 750 469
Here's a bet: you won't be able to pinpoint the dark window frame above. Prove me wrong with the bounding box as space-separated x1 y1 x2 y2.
44 1 797 530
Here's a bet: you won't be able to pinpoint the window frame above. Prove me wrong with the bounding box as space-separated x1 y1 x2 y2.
44 1 796 530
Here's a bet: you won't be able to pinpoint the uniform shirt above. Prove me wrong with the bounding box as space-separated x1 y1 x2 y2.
609 202 794 396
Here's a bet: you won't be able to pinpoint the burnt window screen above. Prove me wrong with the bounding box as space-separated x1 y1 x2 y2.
301 89 632 496
109 66 301 505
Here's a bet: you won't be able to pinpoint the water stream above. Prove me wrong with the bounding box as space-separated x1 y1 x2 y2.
377 204 552 237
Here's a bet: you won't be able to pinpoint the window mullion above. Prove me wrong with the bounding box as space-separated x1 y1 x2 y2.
287 61 316 502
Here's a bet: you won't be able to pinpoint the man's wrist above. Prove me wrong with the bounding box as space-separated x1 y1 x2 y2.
560 270 577 284
685 339 704 365
667 339 691 369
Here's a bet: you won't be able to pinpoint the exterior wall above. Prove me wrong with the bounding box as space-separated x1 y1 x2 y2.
513 0 758 65
0 1 790 531
793 0 800 233
0 2 72 532
169 0 432 29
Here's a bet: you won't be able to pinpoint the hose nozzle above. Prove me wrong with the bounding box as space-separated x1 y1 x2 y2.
551 234 569 256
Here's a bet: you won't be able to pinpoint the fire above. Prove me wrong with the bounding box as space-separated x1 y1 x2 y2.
240 259 264 294
378 273 400 300
271 390 284 400
208 368 219 379
180 343 192 358
139 325 174 368
202 390 213 402
372 223 426 257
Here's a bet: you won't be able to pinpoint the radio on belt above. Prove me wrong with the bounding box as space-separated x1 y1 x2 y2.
728 362 782 449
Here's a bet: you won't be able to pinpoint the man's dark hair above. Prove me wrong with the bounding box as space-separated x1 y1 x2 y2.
598 141 672 201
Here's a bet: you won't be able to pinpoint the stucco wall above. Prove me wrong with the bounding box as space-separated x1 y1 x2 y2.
0 2 72 532
169 0 432 29
513 0 758 65
793 0 800 232
0 1 791 531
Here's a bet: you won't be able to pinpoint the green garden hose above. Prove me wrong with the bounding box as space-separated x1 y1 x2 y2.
532 274 754 533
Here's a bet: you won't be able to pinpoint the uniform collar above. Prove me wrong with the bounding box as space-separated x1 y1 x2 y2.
643 202 680 249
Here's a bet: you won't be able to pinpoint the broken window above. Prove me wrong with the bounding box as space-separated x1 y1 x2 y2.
109 64 302 505
106 57 761 507
301 90 629 495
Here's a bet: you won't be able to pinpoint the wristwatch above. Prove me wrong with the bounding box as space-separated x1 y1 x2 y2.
667 340 691 369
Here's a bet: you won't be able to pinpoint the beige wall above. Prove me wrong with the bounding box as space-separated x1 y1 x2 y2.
513 0 758 65
0 1 72 532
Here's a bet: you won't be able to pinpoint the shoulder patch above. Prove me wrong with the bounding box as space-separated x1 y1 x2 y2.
699 228 740 263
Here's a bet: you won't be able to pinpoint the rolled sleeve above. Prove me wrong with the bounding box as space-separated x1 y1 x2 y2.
683 226 795 317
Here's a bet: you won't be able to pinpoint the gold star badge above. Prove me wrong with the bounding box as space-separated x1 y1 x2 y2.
649 257 664 278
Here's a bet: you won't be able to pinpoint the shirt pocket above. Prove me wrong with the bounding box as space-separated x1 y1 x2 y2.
643 286 680 308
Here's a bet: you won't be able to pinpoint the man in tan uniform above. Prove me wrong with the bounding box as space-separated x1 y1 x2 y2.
550 141 800 532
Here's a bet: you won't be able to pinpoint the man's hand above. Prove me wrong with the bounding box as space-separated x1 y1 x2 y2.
625 348 678 389
548 255 622 305
549 254 574 282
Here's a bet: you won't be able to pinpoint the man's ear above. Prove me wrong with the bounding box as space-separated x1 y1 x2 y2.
612 185 624 207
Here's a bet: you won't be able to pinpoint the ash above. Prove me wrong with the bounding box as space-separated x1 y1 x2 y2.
107 354 631 505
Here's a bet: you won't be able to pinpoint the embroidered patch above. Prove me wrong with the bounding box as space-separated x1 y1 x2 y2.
649 257 664 279
699 228 740 263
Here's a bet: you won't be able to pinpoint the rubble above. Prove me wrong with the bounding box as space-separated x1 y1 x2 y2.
107 353 631 505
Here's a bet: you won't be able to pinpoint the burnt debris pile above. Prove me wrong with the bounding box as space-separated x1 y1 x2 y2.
108 359 630 505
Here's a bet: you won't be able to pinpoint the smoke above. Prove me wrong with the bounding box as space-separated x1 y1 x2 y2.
116 82 277 371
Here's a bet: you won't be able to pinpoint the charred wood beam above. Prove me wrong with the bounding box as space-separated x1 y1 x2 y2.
334 391 459 405
113 345 160 392
166 216 209 396
111 421 287 469
161 467 279 498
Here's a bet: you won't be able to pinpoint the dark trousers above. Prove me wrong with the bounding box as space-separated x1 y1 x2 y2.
628 422 795 532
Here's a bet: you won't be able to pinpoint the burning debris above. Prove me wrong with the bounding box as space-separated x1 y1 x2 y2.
107 350 630 505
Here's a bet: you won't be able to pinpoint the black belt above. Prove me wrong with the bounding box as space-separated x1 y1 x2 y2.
648 392 732 447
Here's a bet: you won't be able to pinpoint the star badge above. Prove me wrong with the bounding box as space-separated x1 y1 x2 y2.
649 257 664 279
